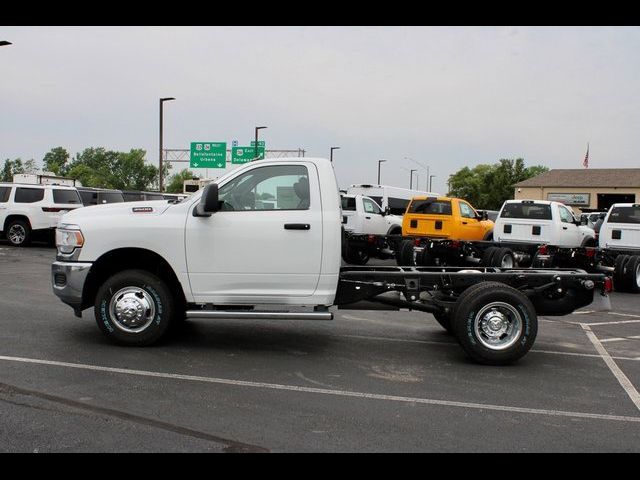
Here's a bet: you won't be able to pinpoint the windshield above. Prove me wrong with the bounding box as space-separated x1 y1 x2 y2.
608 206 640 225
500 203 552 220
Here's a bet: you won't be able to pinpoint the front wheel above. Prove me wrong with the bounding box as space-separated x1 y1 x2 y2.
94 269 175 346
452 282 537 365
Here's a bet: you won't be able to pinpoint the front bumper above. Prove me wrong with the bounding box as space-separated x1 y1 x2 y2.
52 261 93 316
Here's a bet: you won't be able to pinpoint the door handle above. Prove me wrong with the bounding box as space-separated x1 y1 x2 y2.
365 216 371 219
462 222 468 225
562 226 568 230
284 223 310 230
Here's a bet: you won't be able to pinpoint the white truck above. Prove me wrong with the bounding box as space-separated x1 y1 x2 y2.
598 203 640 292
51 158 611 365
340 193 402 264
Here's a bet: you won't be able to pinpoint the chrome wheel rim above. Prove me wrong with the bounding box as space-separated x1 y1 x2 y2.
501 254 514 268
473 302 522 351
636 263 640 288
108 287 156 333
8 224 26 245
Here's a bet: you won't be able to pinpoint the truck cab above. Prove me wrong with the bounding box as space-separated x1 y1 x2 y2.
341 194 403 236
598 203 640 251
494 200 595 247
402 196 494 241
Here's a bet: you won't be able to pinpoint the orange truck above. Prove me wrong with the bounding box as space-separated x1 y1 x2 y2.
402 196 494 240
396 196 494 265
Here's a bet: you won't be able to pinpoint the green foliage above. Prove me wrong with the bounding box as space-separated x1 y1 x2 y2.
43 147 70 176
64 147 160 190
166 169 197 193
447 158 549 210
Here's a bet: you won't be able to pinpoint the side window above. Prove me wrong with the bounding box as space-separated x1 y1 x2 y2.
459 202 476 219
14 188 45 203
0 186 11 203
362 198 382 214
558 206 575 224
218 165 310 211
53 189 82 204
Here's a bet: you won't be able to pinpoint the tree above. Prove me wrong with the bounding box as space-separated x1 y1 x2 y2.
65 147 159 190
43 147 70 175
166 169 197 193
447 158 549 210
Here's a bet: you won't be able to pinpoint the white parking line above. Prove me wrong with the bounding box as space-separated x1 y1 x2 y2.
582 319 640 327
599 336 640 344
580 324 640 413
0 354 639 424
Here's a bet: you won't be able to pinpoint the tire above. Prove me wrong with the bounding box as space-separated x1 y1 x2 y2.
452 282 538 365
396 240 416 266
481 247 498 267
345 248 370 265
416 247 433 267
94 269 175 346
433 311 454 335
6 219 32 247
623 255 640 293
613 255 631 292
492 247 515 268
581 237 596 247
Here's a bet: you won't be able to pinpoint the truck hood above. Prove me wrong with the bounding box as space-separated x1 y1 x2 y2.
59 201 174 225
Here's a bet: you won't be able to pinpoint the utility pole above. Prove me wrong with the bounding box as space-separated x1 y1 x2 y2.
159 97 175 192
377 160 386 185
410 169 417 189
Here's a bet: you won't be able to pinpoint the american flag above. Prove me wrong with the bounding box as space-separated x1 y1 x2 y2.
583 143 589 168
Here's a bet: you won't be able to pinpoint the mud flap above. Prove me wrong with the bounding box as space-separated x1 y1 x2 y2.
588 292 612 312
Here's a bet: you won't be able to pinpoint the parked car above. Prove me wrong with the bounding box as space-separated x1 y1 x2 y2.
0 182 82 246
76 187 124 206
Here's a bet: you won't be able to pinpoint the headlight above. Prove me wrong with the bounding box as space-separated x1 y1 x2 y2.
56 225 85 254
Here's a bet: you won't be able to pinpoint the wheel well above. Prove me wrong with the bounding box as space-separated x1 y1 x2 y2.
4 215 31 232
387 226 402 235
81 248 187 311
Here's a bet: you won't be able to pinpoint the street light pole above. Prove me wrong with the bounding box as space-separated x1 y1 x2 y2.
410 169 417 189
377 160 386 185
429 174 436 192
159 97 175 193
330 146 340 162
254 126 267 160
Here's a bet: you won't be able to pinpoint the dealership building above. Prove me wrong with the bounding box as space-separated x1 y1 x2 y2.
514 168 640 213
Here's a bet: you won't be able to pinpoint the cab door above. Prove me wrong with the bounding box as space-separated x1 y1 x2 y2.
361 196 389 234
185 162 323 303
557 205 583 246
458 201 485 240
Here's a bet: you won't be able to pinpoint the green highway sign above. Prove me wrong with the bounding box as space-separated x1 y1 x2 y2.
190 142 227 168
250 140 265 147
232 146 265 164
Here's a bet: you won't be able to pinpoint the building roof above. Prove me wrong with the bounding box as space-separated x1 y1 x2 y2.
515 169 640 188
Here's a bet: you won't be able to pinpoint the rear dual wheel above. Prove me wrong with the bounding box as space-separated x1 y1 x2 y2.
613 255 640 293
482 247 516 268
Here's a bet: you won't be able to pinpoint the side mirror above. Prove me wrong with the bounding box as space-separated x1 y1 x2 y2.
193 183 220 217
599 213 606 220
382 206 390 216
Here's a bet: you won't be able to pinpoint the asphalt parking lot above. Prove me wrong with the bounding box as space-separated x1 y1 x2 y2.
1 241 639 452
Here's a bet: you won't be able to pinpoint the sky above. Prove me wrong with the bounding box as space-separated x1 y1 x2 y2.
1 26 640 194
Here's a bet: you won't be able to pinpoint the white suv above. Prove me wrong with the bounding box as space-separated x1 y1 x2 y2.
0 183 83 246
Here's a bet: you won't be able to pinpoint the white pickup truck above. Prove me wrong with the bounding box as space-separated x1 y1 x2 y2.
51 158 611 365
341 193 402 264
